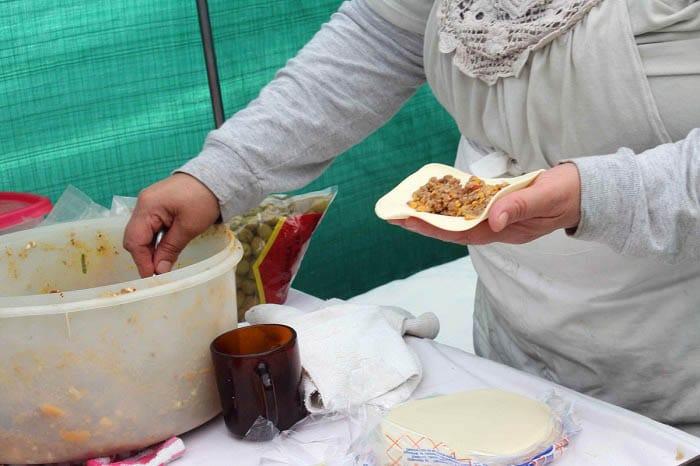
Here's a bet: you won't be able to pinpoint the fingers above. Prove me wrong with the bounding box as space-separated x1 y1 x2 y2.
489 164 582 232
123 174 223 277
390 216 562 246
395 218 470 245
488 184 557 232
123 212 159 277
463 218 561 244
152 220 197 274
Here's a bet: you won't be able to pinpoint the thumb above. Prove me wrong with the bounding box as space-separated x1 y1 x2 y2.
152 221 195 274
488 183 552 232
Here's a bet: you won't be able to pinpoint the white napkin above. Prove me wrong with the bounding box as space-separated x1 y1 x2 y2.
245 301 439 414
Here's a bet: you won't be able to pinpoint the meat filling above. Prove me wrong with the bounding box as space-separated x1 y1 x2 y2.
408 175 508 220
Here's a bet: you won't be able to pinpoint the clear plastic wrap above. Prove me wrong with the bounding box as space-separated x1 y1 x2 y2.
255 391 578 466
259 405 382 466
366 391 579 466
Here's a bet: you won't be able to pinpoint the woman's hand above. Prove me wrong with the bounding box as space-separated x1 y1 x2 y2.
390 163 581 245
123 173 221 277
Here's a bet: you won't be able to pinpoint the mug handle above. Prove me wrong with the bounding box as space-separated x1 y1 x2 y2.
256 362 279 427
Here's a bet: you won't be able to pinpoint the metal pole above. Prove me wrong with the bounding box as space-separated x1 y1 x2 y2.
196 0 225 129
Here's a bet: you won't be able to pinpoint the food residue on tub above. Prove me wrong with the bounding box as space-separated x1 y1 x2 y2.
676 448 685 461
6 248 19 279
99 417 114 428
67 386 85 401
101 287 137 298
18 241 37 258
408 175 508 220
80 253 87 274
39 404 65 418
59 429 91 443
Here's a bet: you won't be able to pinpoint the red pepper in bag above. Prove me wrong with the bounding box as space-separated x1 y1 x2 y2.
230 188 336 321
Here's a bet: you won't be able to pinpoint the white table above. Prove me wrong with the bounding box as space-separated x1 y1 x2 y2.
179 290 700 466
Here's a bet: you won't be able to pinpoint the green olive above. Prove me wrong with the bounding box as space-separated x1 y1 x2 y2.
244 222 258 233
266 217 281 227
241 279 257 295
242 243 252 257
251 236 266 255
236 289 245 305
257 223 273 241
236 259 250 276
238 228 253 243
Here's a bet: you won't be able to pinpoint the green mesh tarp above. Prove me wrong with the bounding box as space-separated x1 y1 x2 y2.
1 0 465 299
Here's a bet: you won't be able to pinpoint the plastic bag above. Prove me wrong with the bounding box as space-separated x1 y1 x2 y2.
259 405 382 466
37 186 138 227
40 185 111 225
230 188 337 321
364 391 579 466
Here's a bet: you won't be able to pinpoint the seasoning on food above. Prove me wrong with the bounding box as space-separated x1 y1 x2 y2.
80 253 87 274
408 175 508 220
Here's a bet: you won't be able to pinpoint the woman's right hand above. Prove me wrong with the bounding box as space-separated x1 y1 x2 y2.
123 173 221 277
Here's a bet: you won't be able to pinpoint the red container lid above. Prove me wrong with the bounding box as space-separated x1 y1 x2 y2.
0 192 53 229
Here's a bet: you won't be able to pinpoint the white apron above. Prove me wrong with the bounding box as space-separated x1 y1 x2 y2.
457 136 700 434
439 0 700 434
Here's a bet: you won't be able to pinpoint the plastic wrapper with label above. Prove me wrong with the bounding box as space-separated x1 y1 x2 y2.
230 188 337 321
258 390 578 466
366 390 579 466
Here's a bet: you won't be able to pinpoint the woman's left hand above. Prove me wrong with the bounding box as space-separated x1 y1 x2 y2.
389 163 582 245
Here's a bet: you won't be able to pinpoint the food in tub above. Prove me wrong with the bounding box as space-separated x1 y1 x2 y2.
0 217 242 464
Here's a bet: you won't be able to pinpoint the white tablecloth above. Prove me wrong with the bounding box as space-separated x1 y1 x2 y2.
349 256 478 353
178 290 700 466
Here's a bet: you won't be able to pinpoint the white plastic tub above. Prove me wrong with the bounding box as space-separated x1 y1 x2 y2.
0 217 242 464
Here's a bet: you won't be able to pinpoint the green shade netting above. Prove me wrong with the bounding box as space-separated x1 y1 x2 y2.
1 0 465 299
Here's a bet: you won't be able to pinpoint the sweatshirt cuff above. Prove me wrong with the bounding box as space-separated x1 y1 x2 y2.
564 149 641 253
175 136 264 222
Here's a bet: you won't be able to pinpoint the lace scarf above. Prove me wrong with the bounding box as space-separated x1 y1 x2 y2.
438 0 604 84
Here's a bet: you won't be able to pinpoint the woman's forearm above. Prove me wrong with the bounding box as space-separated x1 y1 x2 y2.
571 128 700 262
179 0 426 220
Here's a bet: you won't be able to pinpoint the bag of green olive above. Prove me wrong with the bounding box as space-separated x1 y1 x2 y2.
229 187 337 321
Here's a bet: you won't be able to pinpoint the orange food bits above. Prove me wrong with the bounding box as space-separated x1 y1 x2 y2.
39 404 65 418
59 429 91 443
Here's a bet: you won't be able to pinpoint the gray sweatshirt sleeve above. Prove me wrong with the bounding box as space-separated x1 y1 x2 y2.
178 0 425 220
569 128 700 263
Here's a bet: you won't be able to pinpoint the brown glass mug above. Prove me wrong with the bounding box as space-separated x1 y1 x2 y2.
210 324 307 440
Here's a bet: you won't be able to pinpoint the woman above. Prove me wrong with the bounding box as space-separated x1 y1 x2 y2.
124 0 700 433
